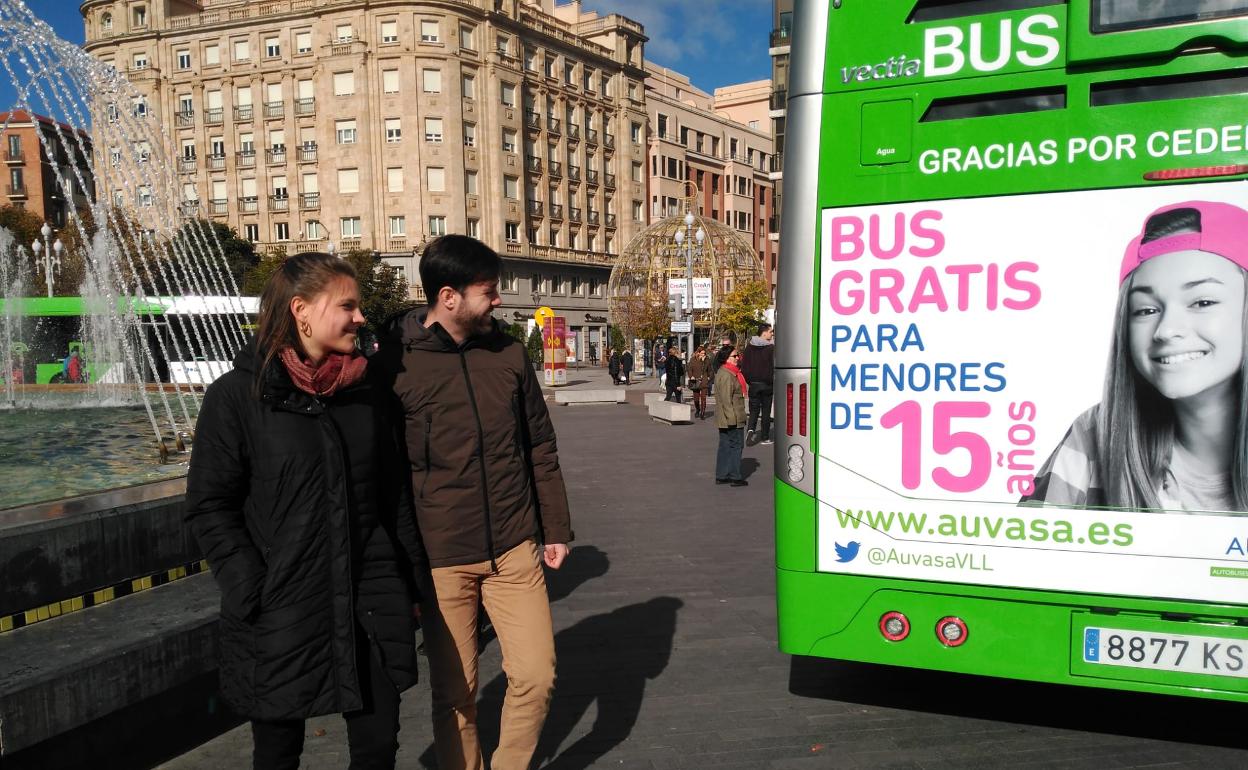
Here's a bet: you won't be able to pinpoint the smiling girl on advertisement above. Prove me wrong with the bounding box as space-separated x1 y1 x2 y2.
1025 201 1248 514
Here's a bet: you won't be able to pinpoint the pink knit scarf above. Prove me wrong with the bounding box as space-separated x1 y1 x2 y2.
278 347 367 397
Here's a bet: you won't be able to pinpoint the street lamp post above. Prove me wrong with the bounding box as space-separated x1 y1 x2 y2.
673 211 705 363
31 222 63 298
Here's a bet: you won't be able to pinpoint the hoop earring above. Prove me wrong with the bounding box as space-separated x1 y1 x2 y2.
299 320 311 338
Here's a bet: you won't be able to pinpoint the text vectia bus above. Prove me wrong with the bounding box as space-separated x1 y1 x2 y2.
775 0 1248 701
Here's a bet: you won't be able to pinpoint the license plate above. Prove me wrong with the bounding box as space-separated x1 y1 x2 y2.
1082 627 1248 679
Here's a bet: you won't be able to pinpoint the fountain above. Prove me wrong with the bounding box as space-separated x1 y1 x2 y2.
0 0 253 507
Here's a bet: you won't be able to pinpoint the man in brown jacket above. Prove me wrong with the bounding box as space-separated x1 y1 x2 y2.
378 235 572 770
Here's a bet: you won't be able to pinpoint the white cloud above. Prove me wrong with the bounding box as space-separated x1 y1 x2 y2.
581 0 768 75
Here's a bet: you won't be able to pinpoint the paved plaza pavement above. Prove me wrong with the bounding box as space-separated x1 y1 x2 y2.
157 365 1248 769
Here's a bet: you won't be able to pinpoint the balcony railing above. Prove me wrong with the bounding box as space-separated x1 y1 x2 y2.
770 88 787 111
524 110 541 128
178 157 197 173
300 192 320 210
569 206 582 222
234 105 254 121
295 98 315 116
568 165 581 182
524 244 613 267
266 148 287 164
585 128 598 145
6 183 26 197
207 153 226 170
237 150 256 167
526 155 542 172
566 124 580 141
527 199 544 215
298 144 318 162
770 153 784 173
548 160 562 177
388 238 407 251
604 172 616 188
264 102 284 119
205 108 224 125
175 110 194 127
209 199 228 215
770 27 791 47
768 215 780 233
606 213 617 228
180 200 200 215
270 194 290 211
240 197 259 213
587 210 600 225
4 148 21 162
546 117 561 134
585 169 599 185
549 203 563 219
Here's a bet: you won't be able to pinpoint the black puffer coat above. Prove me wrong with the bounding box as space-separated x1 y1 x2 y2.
186 343 423 720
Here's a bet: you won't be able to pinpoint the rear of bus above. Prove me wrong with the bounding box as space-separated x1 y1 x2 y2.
775 0 1248 702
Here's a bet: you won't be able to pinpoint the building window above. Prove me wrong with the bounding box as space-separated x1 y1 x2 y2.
465 170 477 195
422 69 442 93
420 20 439 42
501 82 516 107
551 275 564 294
389 216 406 236
336 23 354 42
265 37 281 58
524 47 537 71
338 168 359 194
502 129 517 153
132 5 147 28
427 166 445 192
204 44 220 66
381 20 398 43
496 34 511 54
632 200 643 221
275 222 290 241
570 276 582 295
333 71 354 96
462 74 475 100
132 51 148 69
564 61 575 84
428 216 447 236
504 176 518 200
101 12 112 32
424 117 443 143
132 96 148 117
383 69 400 94
307 220 322 240
384 167 404 193
233 39 249 62
335 119 357 144
459 24 475 50
463 123 476 147
340 218 362 238
244 223 259 242
176 50 191 69
631 161 642 183
296 31 312 53
502 271 518 292
385 118 402 143
545 56 556 79
631 121 641 143
505 222 520 242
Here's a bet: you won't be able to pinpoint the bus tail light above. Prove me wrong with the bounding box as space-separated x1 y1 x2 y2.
786 383 794 436
879 611 910 641
936 616 969 647
1143 164 1248 181
786 444 804 483
799 383 808 437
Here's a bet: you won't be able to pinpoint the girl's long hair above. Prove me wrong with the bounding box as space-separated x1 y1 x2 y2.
253 252 357 395
1096 208 1248 511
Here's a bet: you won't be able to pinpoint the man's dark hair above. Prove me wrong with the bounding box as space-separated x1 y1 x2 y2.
419 235 502 302
758 323 773 334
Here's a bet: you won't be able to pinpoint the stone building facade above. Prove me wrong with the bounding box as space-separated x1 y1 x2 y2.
1 110 94 228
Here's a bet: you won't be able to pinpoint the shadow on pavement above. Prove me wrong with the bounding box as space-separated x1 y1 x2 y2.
475 597 683 770
788 655 1248 750
740 458 761 480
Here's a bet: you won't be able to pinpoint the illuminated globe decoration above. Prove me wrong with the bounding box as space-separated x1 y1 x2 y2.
607 190 763 340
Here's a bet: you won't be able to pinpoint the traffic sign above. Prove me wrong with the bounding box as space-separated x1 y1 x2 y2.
534 306 555 328
670 320 692 333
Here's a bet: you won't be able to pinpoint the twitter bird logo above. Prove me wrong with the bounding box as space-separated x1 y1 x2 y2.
834 541 861 563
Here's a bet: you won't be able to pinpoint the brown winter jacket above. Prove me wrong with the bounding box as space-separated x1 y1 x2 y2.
376 310 573 571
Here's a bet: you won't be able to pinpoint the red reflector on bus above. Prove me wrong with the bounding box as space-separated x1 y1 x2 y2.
879 611 910 641
799 384 808 437
936 616 969 647
1143 165 1248 181
786 383 794 436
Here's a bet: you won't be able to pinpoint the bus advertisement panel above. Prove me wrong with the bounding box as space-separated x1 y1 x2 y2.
817 183 1248 607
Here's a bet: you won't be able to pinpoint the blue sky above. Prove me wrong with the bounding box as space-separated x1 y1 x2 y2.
3 0 771 114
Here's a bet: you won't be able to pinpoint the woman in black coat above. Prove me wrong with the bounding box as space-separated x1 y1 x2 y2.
608 348 621 384
187 253 424 770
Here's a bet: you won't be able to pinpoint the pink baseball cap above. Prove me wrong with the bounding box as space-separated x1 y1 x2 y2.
1119 200 1248 284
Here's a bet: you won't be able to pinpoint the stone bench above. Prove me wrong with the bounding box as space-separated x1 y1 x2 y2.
647 400 693 424
643 392 667 409
553 389 627 405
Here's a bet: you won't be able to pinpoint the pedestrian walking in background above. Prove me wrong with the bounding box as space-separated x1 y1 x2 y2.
643 343 653 378
713 346 749 487
608 348 620 384
741 324 775 446
655 345 667 390
687 345 711 419
620 347 634 385
378 235 572 770
664 346 685 402
187 252 423 770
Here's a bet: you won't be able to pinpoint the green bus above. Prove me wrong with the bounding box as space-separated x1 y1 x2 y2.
775 0 1248 702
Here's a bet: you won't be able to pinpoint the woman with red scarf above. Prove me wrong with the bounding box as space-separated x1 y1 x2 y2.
187 252 425 770
713 345 749 486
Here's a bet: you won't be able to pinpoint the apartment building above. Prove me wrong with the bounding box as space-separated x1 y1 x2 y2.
644 64 777 297
0 111 95 227
80 0 649 352
769 0 791 258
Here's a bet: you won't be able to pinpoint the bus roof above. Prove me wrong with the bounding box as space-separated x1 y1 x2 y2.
0 295 259 317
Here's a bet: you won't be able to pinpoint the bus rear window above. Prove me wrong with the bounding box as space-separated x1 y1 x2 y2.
920 87 1066 121
1093 0 1248 33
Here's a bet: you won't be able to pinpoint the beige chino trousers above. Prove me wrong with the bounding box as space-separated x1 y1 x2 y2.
422 539 556 770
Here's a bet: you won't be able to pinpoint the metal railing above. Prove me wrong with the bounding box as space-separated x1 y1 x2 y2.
566 124 580 140
270 194 289 211
264 102 284 119
569 206 582 222
237 150 256 167
587 210 600 225
585 128 598 145
207 154 226 170
295 98 315 116
6 183 26 196
568 165 581 181
770 88 787 111
546 117 561 134
770 27 791 47
586 169 599 184
604 172 616 188
3 148 21 162
234 105 254 121
527 199 544 215
175 110 194 127
606 213 617 227
524 110 541 127
205 108 223 125
548 160 562 177
526 155 542 172
604 134 615 149
300 192 320 209
549 203 563 219
240 197 258 213
266 148 287 164
209 199 228 215
178 157 197 173
298 144 318 162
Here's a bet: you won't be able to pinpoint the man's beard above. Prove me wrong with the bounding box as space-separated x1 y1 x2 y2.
455 305 494 336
